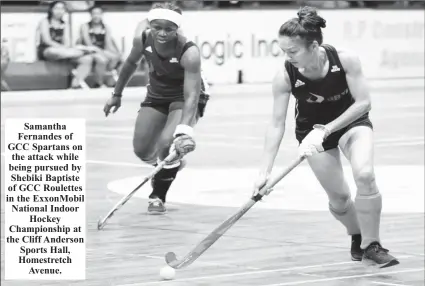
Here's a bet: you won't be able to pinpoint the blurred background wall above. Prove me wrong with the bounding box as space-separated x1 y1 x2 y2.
1 0 424 90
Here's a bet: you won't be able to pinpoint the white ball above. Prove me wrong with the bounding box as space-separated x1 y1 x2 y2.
159 265 176 280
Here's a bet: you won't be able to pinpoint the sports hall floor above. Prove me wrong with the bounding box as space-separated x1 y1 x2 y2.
1 79 424 286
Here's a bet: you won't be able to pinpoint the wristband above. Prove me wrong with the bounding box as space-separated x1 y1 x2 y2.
173 124 194 138
313 124 331 139
112 92 122 98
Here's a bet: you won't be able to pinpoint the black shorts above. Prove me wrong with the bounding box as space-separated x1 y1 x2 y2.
295 115 373 151
140 93 209 118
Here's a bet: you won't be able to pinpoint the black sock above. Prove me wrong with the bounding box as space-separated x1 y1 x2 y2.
149 166 180 202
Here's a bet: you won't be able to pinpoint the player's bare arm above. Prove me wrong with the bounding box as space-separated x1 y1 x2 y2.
63 24 72 47
40 19 62 48
325 51 372 133
169 45 201 160
178 45 202 128
104 36 144 116
113 36 145 96
256 67 291 185
80 24 93 46
253 67 291 196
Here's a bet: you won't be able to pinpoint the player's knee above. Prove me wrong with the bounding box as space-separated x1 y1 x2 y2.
133 148 156 164
94 54 108 66
133 140 152 160
157 135 173 150
329 193 351 213
77 55 93 66
111 53 121 62
354 167 376 192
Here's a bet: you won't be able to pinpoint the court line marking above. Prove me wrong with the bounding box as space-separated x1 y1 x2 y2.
118 263 423 286
83 133 424 149
0 153 148 168
2 137 424 169
116 261 358 285
371 281 412 286
257 268 424 286
296 273 325 278
74 126 425 143
135 253 260 270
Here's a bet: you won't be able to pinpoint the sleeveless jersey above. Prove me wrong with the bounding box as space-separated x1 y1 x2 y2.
48 20 65 45
285 44 366 131
141 31 196 101
87 21 106 49
37 19 65 59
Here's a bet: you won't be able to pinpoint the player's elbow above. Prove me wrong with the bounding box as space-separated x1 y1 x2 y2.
355 99 371 116
270 120 286 136
362 99 372 113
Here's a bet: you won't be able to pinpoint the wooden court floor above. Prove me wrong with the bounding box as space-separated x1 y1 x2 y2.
1 82 424 286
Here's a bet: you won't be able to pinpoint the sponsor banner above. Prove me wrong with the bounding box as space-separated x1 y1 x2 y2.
71 9 424 83
2 10 424 83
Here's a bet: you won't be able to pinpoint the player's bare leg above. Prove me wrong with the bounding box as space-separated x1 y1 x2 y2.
147 104 185 214
43 47 92 89
148 100 203 215
340 126 399 268
132 105 169 213
307 148 363 261
133 106 168 164
92 53 109 88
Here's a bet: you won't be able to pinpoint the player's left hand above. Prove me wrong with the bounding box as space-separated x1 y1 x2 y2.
172 134 196 157
103 93 121 117
169 124 196 159
299 124 331 157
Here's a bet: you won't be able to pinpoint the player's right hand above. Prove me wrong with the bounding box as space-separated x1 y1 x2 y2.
252 174 272 198
103 94 121 117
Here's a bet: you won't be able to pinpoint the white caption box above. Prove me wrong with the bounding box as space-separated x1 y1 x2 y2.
5 118 86 280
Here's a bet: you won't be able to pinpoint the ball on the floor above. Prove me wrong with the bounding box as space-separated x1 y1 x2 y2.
159 265 175 280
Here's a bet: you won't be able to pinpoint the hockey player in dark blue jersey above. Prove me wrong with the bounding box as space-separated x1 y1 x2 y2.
103 2 209 215
252 6 399 268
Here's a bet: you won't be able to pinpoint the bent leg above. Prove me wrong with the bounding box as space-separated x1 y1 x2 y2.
102 49 122 70
71 55 93 87
133 105 167 164
339 126 398 268
307 148 361 236
149 102 184 204
92 52 108 87
42 47 84 61
339 126 380 249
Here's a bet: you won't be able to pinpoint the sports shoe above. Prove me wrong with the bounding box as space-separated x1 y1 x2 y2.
351 234 363 261
147 198 166 215
362 242 399 268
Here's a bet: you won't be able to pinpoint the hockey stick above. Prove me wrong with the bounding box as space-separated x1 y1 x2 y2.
97 151 177 230
165 155 305 269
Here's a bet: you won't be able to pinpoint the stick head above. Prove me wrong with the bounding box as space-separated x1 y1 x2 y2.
165 252 178 267
97 219 104 230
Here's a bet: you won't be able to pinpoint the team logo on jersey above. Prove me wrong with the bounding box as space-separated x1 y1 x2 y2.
145 46 152 53
306 92 325 103
331 65 340 72
295 79 305 88
169 57 179 63
328 88 348 101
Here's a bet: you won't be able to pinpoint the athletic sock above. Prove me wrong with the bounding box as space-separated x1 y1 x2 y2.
355 193 382 249
329 199 361 235
149 163 180 203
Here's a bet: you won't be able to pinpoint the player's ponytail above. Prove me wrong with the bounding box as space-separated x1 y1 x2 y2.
278 6 326 46
297 6 326 30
